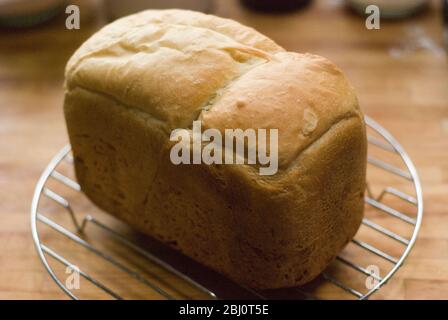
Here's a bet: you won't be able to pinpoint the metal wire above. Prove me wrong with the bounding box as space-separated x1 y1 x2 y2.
30 116 423 300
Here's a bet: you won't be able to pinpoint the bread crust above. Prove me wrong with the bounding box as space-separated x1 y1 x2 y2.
64 9 366 289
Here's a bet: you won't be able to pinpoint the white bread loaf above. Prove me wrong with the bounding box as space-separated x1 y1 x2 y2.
64 9 366 289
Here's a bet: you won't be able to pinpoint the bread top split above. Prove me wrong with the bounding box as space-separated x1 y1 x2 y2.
65 9 363 170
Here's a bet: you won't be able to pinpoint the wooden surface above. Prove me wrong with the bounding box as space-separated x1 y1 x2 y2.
0 0 447 299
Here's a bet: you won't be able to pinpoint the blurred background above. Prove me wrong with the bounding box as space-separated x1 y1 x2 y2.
0 0 447 299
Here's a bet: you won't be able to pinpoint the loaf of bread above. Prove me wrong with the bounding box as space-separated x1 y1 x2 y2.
64 9 367 289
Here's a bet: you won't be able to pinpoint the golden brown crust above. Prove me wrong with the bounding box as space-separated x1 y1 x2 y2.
64 9 366 289
65 9 283 129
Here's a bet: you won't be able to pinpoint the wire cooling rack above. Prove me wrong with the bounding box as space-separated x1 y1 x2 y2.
31 116 423 300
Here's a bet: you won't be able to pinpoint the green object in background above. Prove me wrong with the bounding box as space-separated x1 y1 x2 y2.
240 0 312 13
0 0 64 28
346 0 428 19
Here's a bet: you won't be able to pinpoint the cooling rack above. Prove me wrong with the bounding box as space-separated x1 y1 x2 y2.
31 116 423 300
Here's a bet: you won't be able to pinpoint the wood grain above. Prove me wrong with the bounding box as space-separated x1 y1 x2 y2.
0 0 446 299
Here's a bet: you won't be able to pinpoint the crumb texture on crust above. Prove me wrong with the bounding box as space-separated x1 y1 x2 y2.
64 9 367 289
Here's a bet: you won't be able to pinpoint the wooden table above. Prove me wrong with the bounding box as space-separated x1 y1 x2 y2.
0 0 447 299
